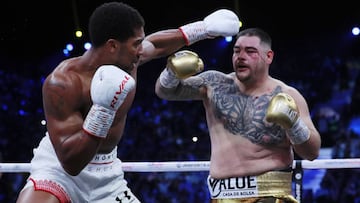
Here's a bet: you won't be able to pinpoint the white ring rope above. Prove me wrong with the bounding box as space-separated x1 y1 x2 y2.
1 159 360 173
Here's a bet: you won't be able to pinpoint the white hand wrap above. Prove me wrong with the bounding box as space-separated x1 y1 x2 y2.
82 65 135 138
180 21 208 46
287 118 310 145
83 104 116 138
179 9 240 45
159 68 180 88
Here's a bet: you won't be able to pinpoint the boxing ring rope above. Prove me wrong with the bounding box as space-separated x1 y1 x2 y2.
1 159 360 203
1 158 360 173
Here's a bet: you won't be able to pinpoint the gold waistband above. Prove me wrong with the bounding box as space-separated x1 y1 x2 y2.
208 171 298 203
211 196 298 203
256 171 292 196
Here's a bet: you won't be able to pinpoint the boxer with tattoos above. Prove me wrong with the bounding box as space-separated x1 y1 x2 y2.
155 28 321 203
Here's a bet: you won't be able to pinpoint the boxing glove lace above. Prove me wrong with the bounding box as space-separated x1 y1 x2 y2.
265 93 310 145
179 9 240 45
83 65 136 138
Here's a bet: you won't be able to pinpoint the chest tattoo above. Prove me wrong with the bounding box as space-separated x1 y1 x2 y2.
208 76 285 145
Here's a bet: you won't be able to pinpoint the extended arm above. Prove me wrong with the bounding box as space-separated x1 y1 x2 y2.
139 9 240 65
155 50 209 101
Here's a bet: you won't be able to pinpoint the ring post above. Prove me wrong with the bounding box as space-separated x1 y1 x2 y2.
293 160 303 203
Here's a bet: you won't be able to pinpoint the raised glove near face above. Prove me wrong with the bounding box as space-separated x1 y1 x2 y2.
179 9 240 45
83 65 136 138
266 93 310 145
159 50 203 88
167 50 204 79
90 65 135 110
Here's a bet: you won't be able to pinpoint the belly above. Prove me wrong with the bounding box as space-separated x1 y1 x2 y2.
209 135 293 178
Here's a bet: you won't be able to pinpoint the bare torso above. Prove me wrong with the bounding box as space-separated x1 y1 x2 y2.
201 71 293 178
55 57 136 153
43 55 137 174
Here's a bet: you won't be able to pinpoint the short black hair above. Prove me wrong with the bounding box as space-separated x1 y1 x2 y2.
236 28 272 48
88 2 145 47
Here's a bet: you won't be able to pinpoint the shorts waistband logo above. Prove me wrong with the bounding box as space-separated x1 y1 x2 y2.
207 176 259 199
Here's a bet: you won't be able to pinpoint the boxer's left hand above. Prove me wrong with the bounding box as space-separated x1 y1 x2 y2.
179 9 240 45
265 93 310 145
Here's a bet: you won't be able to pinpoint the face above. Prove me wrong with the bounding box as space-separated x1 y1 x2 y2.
232 35 273 83
114 27 145 72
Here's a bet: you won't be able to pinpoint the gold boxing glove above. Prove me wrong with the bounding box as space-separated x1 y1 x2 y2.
167 50 204 79
266 93 310 145
265 93 299 129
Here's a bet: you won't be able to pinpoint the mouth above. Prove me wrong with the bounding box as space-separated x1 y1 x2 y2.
236 65 248 72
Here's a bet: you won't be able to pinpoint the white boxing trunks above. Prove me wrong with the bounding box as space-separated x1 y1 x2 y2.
21 133 140 203
207 170 298 203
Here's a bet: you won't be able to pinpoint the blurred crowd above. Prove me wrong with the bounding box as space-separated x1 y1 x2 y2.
1 48 360 202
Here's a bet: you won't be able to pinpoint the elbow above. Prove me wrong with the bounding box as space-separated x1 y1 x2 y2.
306 151 319 161
154 86 162 98
155 88 165 99
59 157 85 176
302 147 320 161
154 81 162 96
294 143 321 161
302 133 321 161
56 152 85 176
308 138 321 161
61 163 83 176
155 82 171 100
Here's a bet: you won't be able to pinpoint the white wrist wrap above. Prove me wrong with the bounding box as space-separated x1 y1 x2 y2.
179 21 207 45
83 104 116 138
287 118 310 145
159 68 180 88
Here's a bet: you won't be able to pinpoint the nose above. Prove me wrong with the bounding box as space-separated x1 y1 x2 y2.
233 52 242 62
138 42 144 54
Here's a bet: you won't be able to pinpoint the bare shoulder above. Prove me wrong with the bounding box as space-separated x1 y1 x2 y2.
271 77 307 104
198 70 234 83
44 60 81 93
43 59 86 115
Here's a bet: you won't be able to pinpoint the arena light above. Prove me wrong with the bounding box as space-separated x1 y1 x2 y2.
63 49 70 57
352 27 360 36
348 116 360 134
18 109 26 116
84 42 92 50
225 36 233 42
66 43 74 51
75 30 83 38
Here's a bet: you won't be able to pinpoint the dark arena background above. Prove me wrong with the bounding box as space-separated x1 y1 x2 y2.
1 0 360 202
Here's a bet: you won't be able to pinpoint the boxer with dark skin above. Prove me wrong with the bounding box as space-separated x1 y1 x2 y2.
16 2 240 203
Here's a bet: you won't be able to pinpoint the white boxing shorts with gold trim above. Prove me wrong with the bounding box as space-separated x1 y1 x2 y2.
207 170 298 203
21 133 140 203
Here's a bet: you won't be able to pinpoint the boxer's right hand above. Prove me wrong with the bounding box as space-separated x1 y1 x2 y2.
179 9 240 45
83 65 135 138
167 50 204 79
159 50 204 88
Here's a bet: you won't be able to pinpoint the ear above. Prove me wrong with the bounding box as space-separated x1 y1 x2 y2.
266 49 274 64
106 39 119 52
